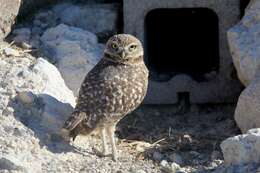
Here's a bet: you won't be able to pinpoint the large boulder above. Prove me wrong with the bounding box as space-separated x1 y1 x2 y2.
0 44 75 135
228 0 260 132
52 3 119 35
0 44 75 172
221 128 260 166
234 71 260 133
0 42 158 172
227 0 260 86
41 24 103 96
0 0 21 40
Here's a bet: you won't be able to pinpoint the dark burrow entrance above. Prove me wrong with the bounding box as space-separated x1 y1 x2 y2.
145 8 219 82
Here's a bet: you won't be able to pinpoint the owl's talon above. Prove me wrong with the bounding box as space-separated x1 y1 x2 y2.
112 154 118 162
92 147 110 157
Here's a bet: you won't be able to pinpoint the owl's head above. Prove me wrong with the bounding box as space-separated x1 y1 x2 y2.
104 34 144 64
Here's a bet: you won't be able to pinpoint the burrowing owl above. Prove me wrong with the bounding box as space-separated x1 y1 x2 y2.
62 34 149 161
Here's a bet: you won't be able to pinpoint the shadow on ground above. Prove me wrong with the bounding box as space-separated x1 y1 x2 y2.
117 104 241 170
8 93 77 154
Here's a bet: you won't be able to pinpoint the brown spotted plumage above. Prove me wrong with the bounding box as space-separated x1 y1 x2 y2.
62 34 149 161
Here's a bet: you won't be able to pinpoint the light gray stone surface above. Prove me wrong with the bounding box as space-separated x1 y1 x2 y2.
221 128 260 166
41 24 103 95
53 3 119 34
0 0 21 40
227 0 260 133
124 0 243 104
228 0 260 86
234 71 260 133
0 41 160 173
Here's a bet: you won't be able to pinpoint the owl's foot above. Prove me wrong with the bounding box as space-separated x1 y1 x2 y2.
112 152 118 162
92 147 110 157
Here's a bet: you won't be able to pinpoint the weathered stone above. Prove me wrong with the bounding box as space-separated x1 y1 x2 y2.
3 47 20 57
0 157 25 171
228 0 260 86
0 41 160 173
221 128 260 166
53 3 119 34
41 24 103 96
234 71 260 133
0 0 21 40
160 160 182 173
32 58 76 106
124 0 243 104
4 57 76 135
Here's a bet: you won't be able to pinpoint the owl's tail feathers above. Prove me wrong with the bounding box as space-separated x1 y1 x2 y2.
60 112 86 141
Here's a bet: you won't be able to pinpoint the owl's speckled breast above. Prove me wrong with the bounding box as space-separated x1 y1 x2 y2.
75 58 149 130
99 59 149 115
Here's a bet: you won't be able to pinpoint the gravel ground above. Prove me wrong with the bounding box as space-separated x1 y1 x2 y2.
0 2 244 171
118 104 240 173
0 41 243 173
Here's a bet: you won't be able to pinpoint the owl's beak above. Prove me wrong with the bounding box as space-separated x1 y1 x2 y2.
120 50 126 59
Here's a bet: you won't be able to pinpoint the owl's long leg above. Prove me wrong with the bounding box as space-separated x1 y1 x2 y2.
101 128 108 155
107 125 117 161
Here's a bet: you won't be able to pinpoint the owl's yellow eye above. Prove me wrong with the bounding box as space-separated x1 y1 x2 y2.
111 43 118 50
129 44 137 52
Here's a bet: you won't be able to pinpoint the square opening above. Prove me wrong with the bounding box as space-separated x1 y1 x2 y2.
145 8 220 82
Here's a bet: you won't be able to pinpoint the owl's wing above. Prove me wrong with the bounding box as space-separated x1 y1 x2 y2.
63 112 86 131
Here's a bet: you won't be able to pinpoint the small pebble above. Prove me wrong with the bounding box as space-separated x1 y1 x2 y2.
3 47 20 57
160 160 169 167
21 42 32 49
183 134 192 143
171 162 181 171
160 160 181 173
2 107 14 116
136 170 146 173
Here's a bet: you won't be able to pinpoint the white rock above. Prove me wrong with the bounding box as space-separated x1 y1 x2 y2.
234 71 260 133
221 128 260 166
228 0 260 133
0 51 72 172
160 160 181 173
29 58 75 134
227 0 260 86
136 170 147 173
53 3 118 34
0 56 75 137
160 160 169 167
0 0 21 40
41 24 103 95
0 157 26 171
170 162 181 172
3 47 20 57
33 58 76 106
